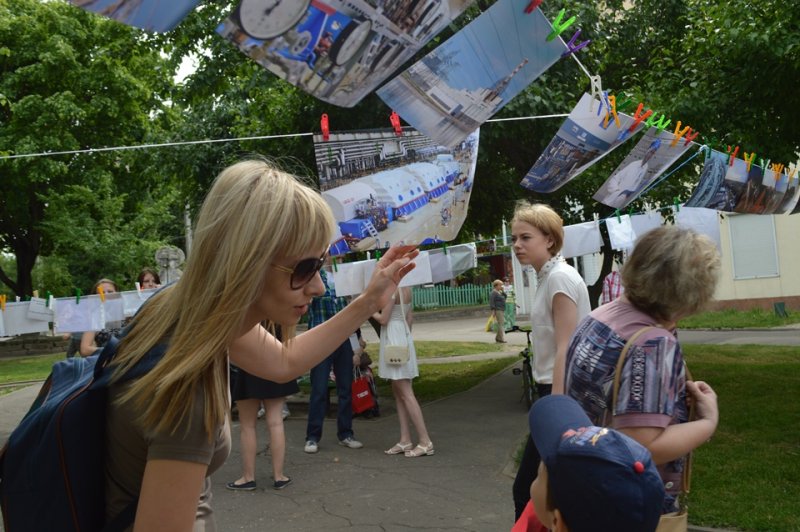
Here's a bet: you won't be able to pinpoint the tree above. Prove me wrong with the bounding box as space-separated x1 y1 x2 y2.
0 0 176 296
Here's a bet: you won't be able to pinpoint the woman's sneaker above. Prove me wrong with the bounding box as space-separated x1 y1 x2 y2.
304 440 318 454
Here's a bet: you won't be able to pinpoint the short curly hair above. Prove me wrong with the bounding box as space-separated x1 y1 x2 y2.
511 201 564 255
622 226 720 322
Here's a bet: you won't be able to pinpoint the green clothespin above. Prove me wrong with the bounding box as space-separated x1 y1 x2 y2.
46 291 52 308
645 113 671 132
75 288 81 304
442 243 448 255
375 250 382 260
628 206 635 217
615 209 621 223
673 197 681 212
759 157 770 171
546 9 577 42
332 257 338 272
616 94 635 112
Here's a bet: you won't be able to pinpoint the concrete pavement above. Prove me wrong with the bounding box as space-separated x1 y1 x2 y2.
1 314 787 530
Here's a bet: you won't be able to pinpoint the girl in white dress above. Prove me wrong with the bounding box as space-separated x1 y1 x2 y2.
374 287 433 457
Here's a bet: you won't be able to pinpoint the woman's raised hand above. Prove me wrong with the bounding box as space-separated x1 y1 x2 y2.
363 245 419 310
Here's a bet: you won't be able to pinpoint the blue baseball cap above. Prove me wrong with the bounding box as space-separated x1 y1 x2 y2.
529 395 665 532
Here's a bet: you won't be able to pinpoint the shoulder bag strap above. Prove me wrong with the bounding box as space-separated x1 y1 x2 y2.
611 326 694 497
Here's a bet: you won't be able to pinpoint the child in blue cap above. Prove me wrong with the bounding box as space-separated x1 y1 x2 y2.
513 395 665 532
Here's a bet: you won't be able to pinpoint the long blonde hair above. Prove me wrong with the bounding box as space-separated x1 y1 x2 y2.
112 160 335 437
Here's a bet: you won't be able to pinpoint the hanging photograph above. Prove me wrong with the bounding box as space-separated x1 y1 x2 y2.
520 92 644 193
68 0 201 32
378 0 564 147
593 127 693 209
732 164 773 214
313 127 480 254
685 150 747 212
762 166 789 215
774 173 800 215
217 0 474 108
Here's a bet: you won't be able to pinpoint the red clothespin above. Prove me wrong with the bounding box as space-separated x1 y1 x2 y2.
627 103 653 133
726 145 740 167
561 29 591 57
390 111 402 136
524 0 543 13
683 128 700 146
743 151 756 171
669 121 690 147
320 114 330 142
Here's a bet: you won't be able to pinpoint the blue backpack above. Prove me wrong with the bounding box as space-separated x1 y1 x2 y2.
0 335 166 531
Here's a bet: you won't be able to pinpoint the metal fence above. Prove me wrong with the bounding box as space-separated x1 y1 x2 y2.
412 283 492 310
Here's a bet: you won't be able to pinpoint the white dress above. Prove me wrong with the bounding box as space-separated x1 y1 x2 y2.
378 302 419 380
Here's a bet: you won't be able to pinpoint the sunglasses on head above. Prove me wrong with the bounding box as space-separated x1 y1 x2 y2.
272 253 327 289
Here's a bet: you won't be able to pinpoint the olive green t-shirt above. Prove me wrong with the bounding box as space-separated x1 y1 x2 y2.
104 381 231 531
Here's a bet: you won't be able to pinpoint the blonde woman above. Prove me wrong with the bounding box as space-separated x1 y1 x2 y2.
103 160 417 530
510 202 591 519
374 287 433 458
564 226 720 516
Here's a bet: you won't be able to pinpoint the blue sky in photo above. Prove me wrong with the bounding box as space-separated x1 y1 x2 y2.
70 0 201 32
425 0 565 94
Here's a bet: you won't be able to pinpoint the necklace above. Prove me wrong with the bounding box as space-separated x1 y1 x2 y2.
536 254 565 284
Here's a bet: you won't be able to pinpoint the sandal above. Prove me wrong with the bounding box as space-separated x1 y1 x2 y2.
405 442 435 457
384 442 414 455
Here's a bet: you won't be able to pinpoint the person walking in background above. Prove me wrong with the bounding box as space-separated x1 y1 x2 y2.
564 226 720 518
227 325 296 491
304 267 363 454
79 278 121 356
600 269 624 305
489 279 507 343
137 268 160 289
374 287 433 458
509 202 591 520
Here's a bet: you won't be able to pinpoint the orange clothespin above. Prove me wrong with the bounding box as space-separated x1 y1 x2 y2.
320 114 330 141
97 285 106 303
726 145 740 167
524 0 543 13
683 128 700 146
0 294 6 312
669 121 691 147
627 103 653 133
743 151 756 171
390 111 402 136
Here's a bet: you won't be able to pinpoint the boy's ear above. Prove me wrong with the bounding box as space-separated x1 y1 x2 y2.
551 509 569 532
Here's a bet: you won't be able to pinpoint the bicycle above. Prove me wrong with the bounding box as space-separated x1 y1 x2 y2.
510 326 536 409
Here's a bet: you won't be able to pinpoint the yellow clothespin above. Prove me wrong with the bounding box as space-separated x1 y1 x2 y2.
97 285 105 303
0 294 5 312
603 94 621 129
743 151 756 172
771 163 785 181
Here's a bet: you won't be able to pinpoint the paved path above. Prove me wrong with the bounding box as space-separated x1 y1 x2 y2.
2 315 783 530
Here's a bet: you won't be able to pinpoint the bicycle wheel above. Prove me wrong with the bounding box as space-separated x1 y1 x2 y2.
521 359 534 409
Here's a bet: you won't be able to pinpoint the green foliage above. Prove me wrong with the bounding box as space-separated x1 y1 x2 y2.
0 353 63 384
0 0 176 297
684 344 800 531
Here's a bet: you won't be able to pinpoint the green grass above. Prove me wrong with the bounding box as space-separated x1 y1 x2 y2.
373 357 515 403
0 353 63 384
679 308 800 329
411 340 504 359
681 344 800 531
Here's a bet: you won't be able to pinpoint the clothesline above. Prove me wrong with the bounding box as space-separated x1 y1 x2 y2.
0 114 571 161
